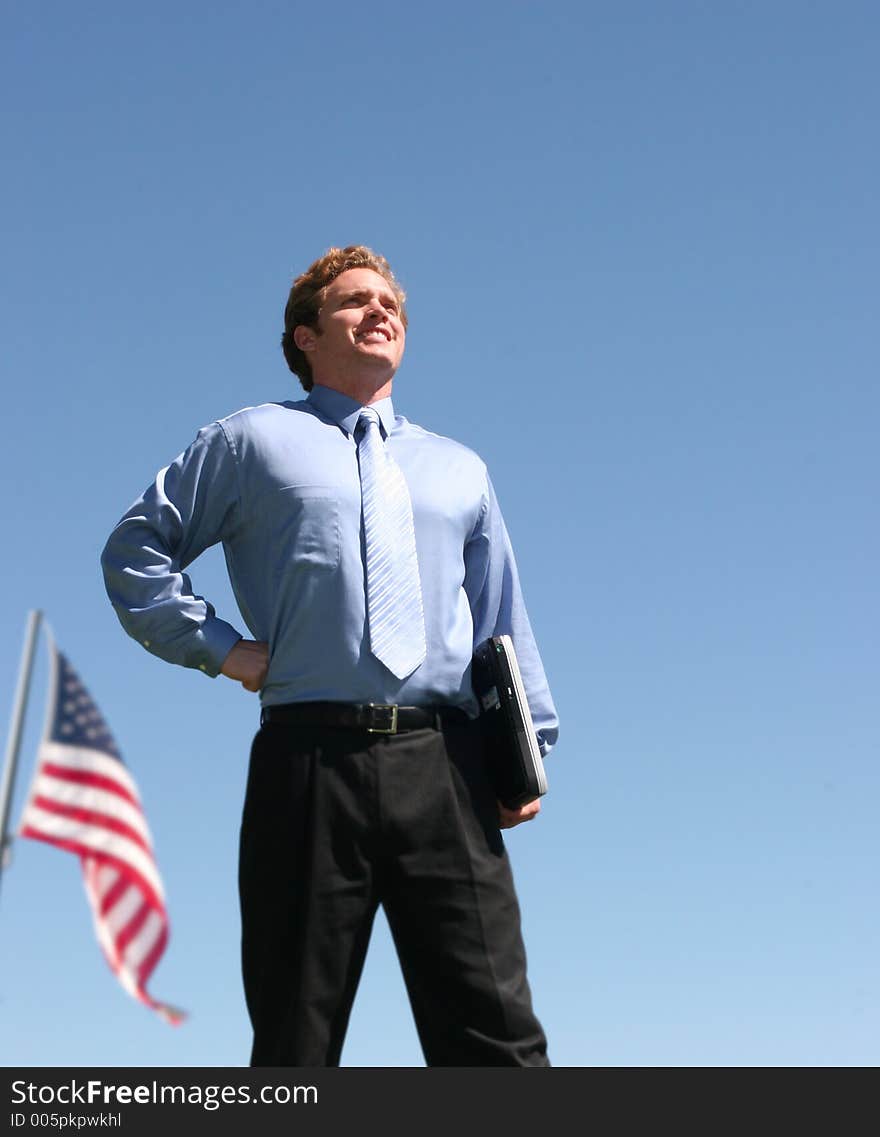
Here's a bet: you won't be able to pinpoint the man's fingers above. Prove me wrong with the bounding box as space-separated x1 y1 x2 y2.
498 798 541 829
240 666 268 693
221 640 269 691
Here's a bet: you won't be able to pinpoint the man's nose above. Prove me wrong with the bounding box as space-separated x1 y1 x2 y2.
364 296 387 319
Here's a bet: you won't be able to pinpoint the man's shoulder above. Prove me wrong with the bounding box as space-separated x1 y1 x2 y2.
396 416 488 472
213 399 319 440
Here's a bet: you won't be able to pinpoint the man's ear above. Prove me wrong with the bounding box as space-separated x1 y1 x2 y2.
293 324 318 353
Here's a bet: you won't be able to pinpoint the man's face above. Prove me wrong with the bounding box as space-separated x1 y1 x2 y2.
295 267 406 385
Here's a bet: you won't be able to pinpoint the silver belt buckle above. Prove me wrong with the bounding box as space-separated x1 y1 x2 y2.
366 703 398 733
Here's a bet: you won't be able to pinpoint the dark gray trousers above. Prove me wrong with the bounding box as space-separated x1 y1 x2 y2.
239 715 549 1066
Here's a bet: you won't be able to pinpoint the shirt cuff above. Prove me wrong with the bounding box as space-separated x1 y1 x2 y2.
192 619 243 677
537 727 558 759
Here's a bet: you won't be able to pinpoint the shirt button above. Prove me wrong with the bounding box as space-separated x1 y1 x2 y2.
199 664 207 672
143 640 151 648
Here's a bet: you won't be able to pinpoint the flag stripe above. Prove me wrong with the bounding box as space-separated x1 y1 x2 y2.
97 870 129 916
39 741 142 802
30 794 152 854
32 774 152 844
137 922 169 983
115 898 152 955
40 762 141 810
122 908 164 972
103 885 146 937
95 864 120 893
84 869 127 968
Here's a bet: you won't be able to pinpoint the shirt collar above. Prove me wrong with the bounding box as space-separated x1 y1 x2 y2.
307 384 396 439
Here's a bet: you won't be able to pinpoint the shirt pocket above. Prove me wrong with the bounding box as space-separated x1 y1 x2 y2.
272 486 340 572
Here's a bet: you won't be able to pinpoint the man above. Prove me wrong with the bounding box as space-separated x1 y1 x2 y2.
101 245 559 1067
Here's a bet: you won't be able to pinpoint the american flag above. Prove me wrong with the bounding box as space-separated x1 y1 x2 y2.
18 638 184 1024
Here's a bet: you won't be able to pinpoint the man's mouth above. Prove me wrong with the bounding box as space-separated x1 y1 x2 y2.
356 328 391 343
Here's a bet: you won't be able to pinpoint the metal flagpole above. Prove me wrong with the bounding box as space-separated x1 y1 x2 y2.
0 609 43 899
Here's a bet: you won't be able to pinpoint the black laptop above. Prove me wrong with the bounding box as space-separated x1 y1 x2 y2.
472 635 548 808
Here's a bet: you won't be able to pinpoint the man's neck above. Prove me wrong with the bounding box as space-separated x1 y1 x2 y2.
312 372 394 407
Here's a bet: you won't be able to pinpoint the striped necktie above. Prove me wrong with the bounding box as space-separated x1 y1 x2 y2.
356 408 427 679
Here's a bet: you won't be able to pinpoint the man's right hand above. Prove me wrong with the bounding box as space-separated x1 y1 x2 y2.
221 639 269 692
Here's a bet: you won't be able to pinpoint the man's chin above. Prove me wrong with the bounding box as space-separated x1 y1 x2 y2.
353 345 401 369
355 339 395 356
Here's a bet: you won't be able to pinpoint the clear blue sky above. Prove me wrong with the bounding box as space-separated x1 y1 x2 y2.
2 0 877 1067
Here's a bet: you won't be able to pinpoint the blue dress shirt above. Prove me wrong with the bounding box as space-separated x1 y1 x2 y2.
101 384 559 754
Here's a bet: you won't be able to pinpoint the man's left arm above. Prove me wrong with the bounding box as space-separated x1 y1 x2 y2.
463 469 560 825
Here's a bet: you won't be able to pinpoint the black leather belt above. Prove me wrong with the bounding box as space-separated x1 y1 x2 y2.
260 701 468 734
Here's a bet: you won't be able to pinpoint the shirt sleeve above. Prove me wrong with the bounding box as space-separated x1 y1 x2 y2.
463 469 560 756
100 421 244 677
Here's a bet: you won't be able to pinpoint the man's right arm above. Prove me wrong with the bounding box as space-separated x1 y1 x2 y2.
100 421 245 678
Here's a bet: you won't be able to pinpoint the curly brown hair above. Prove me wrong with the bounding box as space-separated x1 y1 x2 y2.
281 245 408 391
